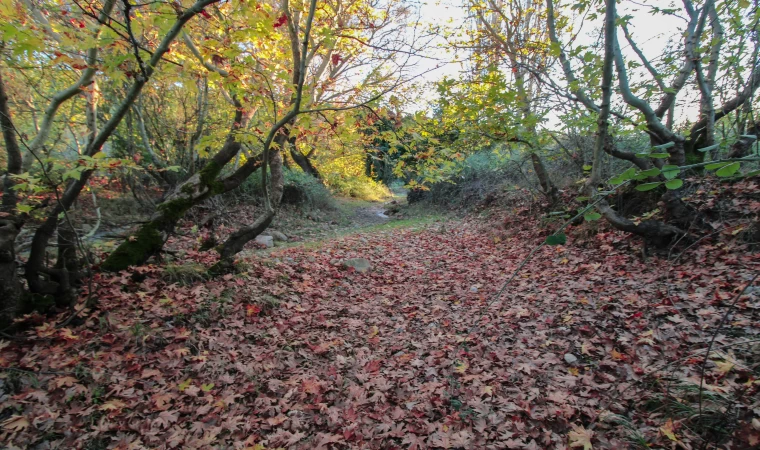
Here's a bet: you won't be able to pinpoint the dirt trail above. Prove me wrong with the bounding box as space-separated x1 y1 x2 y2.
350 204 390 228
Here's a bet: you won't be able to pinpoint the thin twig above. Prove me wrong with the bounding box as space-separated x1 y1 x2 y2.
698 272 758 417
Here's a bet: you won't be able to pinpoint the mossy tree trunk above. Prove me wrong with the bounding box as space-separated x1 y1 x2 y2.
102 109 247 271
22 0 220 293
105 0 317 273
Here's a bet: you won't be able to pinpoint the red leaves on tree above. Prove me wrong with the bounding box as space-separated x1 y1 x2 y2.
273 14 287 29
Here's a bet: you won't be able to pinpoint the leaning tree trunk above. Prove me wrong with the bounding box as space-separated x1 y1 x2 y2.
209 141 285 275
101 110 247 271
530 153 559 204
288 135 321 179
215 133 287 258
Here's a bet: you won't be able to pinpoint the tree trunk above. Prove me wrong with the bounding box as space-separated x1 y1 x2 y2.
25 0 221 286
104 0 316 273
0 217 22 327
530 153 558 204
597 199 684 246
728 120 759 158
211 141 285 273
52 221 80 307
0 66 24 326
288 135 321 179
101 118 244 271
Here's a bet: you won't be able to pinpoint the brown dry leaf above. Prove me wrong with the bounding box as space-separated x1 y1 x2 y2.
568 424 593 449
2 416 29 432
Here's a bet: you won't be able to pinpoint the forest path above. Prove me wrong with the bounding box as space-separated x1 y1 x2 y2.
4 205 757 449
264 193 429 250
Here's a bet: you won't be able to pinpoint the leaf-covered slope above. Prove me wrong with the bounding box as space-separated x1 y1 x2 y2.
1 203 759 449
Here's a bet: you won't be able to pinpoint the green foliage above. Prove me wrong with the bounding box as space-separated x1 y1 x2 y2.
635 182 662 192
404 150 528 207
545 233 567 245
239 169 337 210
324 174 392 202
665 179 683 189
583 211 602 221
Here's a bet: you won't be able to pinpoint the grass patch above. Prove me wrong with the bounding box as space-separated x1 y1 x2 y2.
161 262 209 285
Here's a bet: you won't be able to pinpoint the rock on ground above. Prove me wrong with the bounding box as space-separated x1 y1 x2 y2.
269 230 288 242
343 257 371 272
255 235 274 248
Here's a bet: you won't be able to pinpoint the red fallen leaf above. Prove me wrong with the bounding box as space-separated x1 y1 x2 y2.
365 359 382 373
152 393 173 410
52 376 79 389
2 415 29 432
200 9 211 19
58 328 79 341
267 415 287 426
246 304 262 317
610 349 627 361
301 378 321 395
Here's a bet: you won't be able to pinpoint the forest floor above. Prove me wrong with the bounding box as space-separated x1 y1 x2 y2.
1 180 760 449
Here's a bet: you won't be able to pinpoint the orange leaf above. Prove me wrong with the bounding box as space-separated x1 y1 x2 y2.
660 418 678 442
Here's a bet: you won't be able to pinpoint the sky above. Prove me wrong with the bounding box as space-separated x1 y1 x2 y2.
406 0 704 125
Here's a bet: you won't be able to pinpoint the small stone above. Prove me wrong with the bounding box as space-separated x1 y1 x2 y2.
269 230 288 242
564 353 578 364
255 235 274 248
343 258 371 273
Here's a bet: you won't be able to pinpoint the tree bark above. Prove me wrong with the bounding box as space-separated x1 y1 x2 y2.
209 0 318 272
584 0 614 195
0 66 24 327
213 145 284 265
530 153 558 204
728 120 759 158
101 106 247 271
288 135 321 179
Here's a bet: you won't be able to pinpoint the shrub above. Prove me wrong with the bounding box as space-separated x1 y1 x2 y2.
324 173 392 201
235 169 336 210
408 151 526 207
